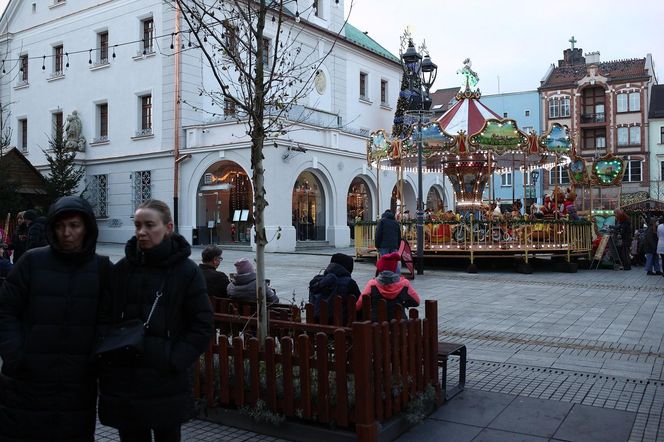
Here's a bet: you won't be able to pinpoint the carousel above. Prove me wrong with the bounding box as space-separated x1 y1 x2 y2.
355 64 601 272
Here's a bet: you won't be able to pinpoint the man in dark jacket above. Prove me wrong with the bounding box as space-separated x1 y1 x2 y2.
24 209 48 250
375 209 401 256
199 245 230 298
0 196 111 441
309 253 361 325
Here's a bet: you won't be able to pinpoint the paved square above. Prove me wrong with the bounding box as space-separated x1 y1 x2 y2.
553 404 636 442
89 244 664 441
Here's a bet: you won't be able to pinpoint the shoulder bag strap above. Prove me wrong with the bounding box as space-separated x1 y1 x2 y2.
144 267 172 329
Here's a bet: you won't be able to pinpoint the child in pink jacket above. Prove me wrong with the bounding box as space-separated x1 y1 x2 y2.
356 252 420 320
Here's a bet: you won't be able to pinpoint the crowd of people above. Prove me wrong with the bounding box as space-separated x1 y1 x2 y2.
1 198 421 442
0 198 213 441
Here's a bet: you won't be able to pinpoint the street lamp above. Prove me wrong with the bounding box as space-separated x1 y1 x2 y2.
530 170 540 207
401 39 437 275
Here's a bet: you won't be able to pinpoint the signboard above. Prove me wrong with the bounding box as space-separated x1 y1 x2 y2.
468 119 528 154
539 123 572 155
593 235 609 261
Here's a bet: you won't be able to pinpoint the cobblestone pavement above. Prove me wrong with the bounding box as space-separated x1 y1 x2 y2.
89 244 664 440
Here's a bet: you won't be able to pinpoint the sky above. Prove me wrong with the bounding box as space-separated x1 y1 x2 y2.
345 0 664 95
0 0 661 95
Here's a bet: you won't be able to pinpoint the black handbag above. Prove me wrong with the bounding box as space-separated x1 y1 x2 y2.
95 272 168 360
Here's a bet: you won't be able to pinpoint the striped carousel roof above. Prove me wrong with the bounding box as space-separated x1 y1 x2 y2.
436 96 501 136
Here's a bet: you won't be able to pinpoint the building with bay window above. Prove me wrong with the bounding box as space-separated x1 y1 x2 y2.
539 41 657 197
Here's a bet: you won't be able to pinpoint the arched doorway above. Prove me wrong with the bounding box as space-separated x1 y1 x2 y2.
426 186 446 213
347 176 372 239
196 161 252 245
292 171 326 241
390 181 416 220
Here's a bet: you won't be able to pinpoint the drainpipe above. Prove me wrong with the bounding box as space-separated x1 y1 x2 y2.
173 3 182 232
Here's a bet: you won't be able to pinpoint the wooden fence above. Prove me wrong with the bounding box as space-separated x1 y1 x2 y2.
195 298 440 440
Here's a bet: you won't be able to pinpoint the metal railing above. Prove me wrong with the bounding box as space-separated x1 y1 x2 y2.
581 113 605 123
355 218 593 263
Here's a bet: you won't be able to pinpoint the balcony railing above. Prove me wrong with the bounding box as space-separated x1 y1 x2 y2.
580 113 605 123
134 128 153 137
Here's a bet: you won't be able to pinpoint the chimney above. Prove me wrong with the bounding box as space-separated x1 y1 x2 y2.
585 51 600 64
558 48 585 67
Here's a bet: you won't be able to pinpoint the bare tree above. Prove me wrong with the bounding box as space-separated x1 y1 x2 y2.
168 0 351 345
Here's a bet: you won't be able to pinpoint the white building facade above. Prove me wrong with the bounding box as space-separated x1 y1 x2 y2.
0 0 452 251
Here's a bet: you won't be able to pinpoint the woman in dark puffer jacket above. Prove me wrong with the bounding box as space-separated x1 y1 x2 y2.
0 196 111 441
97 200 213 442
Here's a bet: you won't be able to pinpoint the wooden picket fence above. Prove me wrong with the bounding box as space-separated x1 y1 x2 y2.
194 297 441 441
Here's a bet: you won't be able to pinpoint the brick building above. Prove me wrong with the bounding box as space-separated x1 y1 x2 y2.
538 39 657 197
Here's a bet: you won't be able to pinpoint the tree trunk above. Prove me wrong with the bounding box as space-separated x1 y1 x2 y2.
253 1 268 347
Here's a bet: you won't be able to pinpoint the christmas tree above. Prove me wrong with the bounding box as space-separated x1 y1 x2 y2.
43 127 85 203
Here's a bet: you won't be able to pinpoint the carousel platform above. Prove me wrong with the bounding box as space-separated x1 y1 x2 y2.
354 220 593 269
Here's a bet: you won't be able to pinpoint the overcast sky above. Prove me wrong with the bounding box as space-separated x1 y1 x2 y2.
345 0 663 94
1 0 661 95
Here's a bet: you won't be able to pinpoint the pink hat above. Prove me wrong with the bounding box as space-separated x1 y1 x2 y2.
376 252 400 273
234 258 255 275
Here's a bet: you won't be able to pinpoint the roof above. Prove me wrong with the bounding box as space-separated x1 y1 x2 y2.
649 85 664 119
540 58 648 89
431 87 459 114
437 97 501 135
343 23 400 63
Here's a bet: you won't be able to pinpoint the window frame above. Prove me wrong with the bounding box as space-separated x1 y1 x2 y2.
380 79 388 105
359 72 368 100
223 98 236 116
141 17 154 54
660 160 664 181
548 98 559 118
622 159 642 183
98 102 108 138
261 37 271 68
617 92 641 113
140 94 152 131
617 126 641 146
19 54 28 82
549 165 570 185
660 126 664 144
52 111 63 139
628 92 640 112
53 44 64 74
98 31 109 63
132 170 152 212
560 97 570 117
500 171 513 187
88 174 109 218
18 118 28 151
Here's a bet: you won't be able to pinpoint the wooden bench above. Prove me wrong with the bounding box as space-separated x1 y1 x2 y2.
437 341 466 401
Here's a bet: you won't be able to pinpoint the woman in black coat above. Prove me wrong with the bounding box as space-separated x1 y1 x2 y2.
97 199 213 442
0 196 111 441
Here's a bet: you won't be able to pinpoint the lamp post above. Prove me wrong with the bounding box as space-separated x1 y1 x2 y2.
401 39 437 275
531 170 540 207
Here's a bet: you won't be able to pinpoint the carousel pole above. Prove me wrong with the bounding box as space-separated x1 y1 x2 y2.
376 163 381 219
487 152 492 204
512 153 516 206
523 151 527 214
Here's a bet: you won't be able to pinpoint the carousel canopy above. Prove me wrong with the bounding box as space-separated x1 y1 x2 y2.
437 95 501 136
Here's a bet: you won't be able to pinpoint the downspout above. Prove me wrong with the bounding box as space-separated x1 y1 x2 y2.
173 3 182 232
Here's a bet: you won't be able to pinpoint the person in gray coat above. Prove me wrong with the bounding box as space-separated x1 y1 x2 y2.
227 258 279 304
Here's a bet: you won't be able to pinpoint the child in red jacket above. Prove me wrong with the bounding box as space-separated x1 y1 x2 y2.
356 252 420 320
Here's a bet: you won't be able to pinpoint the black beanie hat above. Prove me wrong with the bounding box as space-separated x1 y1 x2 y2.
23 209 38 222
330 253 354 273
